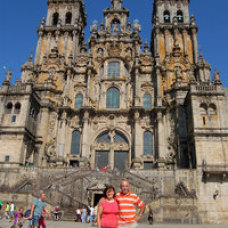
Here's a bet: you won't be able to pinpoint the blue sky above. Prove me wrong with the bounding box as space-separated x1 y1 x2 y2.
0 0 228 87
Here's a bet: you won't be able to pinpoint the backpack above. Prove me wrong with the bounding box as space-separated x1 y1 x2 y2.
24 209 31 219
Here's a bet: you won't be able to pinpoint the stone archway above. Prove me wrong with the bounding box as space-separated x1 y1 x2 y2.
91 130 130 172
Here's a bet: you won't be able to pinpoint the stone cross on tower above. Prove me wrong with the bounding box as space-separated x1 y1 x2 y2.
111 0 122 9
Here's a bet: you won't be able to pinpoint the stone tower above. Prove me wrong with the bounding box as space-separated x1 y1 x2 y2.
150 0 199 168
34 0 86 65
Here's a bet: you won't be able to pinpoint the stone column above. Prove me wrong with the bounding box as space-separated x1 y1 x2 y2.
164 28 170 57
108 131 115 169
156 68 162 106
81 111 90 158
134 111 142 158
37 106 49 167
73 30 79 59
90 146 96 169
34 31 43 65
182 29 188 56
134 67 140 106
63 32 69 56
154 28 160 58
191 28 198 64
157 111 166 167
58 112 66 159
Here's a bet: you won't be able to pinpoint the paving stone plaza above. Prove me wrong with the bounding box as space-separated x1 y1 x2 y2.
1 220 228 228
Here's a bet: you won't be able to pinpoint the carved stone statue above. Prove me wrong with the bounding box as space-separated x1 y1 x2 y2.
213 69 220 82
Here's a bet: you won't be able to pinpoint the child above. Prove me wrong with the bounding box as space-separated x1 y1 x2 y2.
10 207 24 228
38 209 46 228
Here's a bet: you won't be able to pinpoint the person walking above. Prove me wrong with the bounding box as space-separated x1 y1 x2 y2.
9 202 15 218
0 200 3 219
97 185 119 228
81 207 87 223
38 209 46 228
28 193 50 228
148 204 153 225
89 206 95 224
4 202 10 219
9 207 24 228
115 179 145 228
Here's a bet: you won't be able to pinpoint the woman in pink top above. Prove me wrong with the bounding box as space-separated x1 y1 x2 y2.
97 185 119 228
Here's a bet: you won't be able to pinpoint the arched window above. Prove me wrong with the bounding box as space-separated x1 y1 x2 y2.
97 132 110 143
143 93 152 109
52 13 59 26
208 104 217 115
71 130 81 155
200 103 207 115
106 87 120 109
114 132 128 144
108 62 120 77
164 10 171 23
6 102 13 114
14 103 21 114
65 12 72 24
74 93 83 109
111 19 121 33
143 131 153 156
177 10 184 23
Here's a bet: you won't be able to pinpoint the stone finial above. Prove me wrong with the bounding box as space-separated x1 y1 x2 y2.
111 0 122 10
100 21 105 31
40 17 45 28
127 19 131 30
133 19 141 32
213 69 220 82
190 15 196 26
153 16 159 25
90 20 99 33
144 40 149 53
29 52 33 62
5 69 12 82
198 50 211 69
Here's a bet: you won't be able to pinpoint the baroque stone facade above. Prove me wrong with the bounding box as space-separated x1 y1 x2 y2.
1 0 228 224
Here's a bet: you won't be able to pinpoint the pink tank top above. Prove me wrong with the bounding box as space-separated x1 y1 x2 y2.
100 199 119 228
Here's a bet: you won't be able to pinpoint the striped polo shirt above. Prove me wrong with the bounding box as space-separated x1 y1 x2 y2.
115 191 145 226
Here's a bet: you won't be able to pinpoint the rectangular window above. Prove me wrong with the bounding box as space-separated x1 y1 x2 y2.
11 115 16 123
5 156 10 162
144 162 153 170
108 62 120 77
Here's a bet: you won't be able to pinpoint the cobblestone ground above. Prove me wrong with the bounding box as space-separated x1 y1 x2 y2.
1 220 228 228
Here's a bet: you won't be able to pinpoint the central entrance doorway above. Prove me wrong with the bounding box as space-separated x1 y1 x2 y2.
94 193 103 207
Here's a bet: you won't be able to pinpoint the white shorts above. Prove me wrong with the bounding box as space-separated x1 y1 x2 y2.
119 223 138 228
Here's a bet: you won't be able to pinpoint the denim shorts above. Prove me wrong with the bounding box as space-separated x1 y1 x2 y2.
32 215 40 227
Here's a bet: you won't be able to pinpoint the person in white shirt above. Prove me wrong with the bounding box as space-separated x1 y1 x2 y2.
9 202 15 218
89 206 95 223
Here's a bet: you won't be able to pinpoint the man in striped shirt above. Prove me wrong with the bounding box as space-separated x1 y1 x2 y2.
115 179 145 227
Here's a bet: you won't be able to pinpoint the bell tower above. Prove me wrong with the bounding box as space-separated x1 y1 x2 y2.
34 0 87 65
152 0 198 64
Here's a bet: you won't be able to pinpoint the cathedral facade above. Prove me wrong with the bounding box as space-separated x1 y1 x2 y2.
1 0 228 224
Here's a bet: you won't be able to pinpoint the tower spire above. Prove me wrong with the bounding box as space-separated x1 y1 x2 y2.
111 0 122 10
